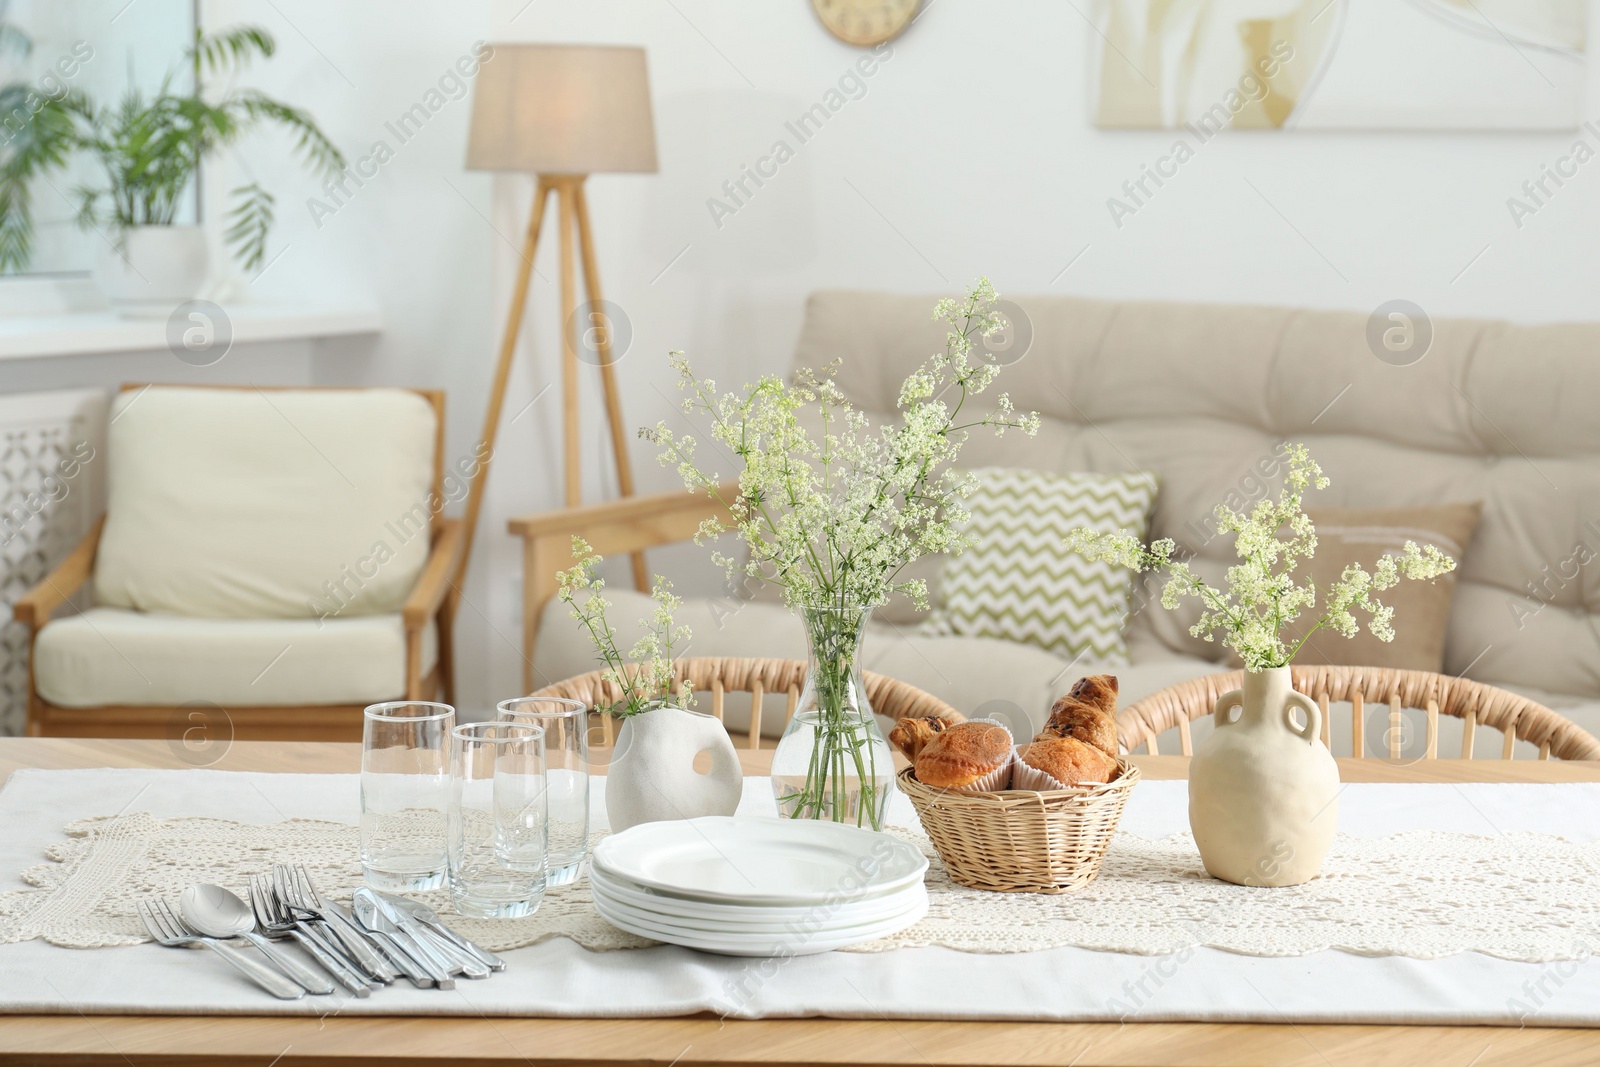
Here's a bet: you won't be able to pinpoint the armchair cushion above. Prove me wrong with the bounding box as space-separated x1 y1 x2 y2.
34 608 437 708
94 387 437 619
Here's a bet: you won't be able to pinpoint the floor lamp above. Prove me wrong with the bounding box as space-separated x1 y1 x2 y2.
455 44 657 610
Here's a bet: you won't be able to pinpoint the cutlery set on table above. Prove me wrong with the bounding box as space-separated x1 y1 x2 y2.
136 864 504 1000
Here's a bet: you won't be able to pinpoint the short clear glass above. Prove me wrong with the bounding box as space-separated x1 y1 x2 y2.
361 701 455 890
497 696 589 887
449 721 548 918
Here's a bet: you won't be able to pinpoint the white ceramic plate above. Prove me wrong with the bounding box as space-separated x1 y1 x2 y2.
592 891 928 956
592 883 927 939
592 873 927 935
589 865 924 926
593 816 927 906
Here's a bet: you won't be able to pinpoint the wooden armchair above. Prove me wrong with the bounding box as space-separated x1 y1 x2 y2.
509 484 735 696
15 384 464 742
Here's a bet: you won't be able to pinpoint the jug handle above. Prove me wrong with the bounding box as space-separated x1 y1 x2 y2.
697 718 743 786
1212 688 1244 728
1283 689 1321 746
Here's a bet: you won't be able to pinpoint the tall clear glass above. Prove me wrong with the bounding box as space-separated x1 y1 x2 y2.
770 605 894 830
361 701 455 890
497 696 589 887
449 721 548 918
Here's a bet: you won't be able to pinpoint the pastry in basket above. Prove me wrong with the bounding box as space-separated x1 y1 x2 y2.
889 706 966 761
889 716 948 761
1013 736 1117 790
912 720 1015 792
1037 673 1120 758
1066 673 1118 715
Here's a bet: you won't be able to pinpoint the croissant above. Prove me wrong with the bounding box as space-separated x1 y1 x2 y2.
1067 673 1118 716
1036 674 1120 757
889 716 949 762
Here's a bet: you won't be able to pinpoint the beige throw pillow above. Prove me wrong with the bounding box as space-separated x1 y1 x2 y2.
1280 504 1482 671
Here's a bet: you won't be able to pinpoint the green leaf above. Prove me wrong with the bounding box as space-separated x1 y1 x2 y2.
224 181 274 271
190 25 275 82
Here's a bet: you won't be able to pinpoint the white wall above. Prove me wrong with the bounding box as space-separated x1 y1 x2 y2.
200 0 504 712
169 1 1600 712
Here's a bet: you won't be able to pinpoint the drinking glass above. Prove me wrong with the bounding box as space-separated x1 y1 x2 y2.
449 721 548 918
361 701 454 890
497 696 589 886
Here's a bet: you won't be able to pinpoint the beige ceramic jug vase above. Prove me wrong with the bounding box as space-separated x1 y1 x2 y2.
1187 666 1340 887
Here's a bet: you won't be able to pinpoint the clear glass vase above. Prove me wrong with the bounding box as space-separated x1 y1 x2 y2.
770 605 893 830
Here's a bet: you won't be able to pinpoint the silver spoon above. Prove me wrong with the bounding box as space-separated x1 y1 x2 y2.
181 884 334 995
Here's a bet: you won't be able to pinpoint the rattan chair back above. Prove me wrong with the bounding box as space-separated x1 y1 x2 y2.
533 656 960 749
1120 665 1600 761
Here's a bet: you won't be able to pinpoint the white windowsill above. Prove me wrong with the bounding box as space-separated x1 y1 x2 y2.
0 304 383 360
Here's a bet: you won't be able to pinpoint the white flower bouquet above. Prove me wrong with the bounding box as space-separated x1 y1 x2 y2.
556 538 691 717
644 278 1039 828
1065 445 1456 671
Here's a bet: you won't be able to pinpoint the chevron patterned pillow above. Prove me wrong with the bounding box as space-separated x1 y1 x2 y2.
930 468 1160 664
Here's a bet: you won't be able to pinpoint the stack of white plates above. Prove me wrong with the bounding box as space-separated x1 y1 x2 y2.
590 816 929 956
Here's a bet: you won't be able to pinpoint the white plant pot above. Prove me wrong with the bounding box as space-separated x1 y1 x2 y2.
605 705 743 833
1187 666 1341 887
93 225 209 317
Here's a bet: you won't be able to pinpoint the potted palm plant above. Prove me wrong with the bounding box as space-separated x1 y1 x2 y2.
0 25 343 310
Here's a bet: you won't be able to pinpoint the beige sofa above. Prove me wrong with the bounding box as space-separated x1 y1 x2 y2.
533 292 1600 756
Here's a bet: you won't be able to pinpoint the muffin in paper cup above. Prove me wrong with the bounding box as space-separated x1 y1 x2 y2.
1009 760 1071 792
1011 736 1119 792
913 718 1018 793
948 749 1017 793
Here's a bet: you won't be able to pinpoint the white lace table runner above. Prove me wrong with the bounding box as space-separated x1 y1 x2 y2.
2 811 1597 962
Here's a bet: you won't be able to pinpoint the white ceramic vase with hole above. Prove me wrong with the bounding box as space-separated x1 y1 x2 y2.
93 224 209 316
1187 665 1340 887
605 705 743 833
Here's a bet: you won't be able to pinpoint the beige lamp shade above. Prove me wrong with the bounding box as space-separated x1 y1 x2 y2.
466 44 657 174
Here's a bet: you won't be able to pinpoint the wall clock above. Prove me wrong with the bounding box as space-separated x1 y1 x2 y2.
811 0 920 47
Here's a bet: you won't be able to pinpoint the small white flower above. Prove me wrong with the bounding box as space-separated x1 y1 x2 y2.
557 538 692 717
646 277 1039 615
1063 445 1456 669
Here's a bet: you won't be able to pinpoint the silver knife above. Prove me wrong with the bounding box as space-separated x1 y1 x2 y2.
320 899 400 984
291 920 377 996
375 891 507 972
355 888 457 987
412 923 491 979
352 890 452 989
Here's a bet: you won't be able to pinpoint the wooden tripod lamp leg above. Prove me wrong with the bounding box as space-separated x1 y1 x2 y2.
555 178 583 509
452 177 553 617
572 179 649 593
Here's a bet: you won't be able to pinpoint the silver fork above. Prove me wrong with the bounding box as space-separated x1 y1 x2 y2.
274 864 395 983
136 898 304 1000
249 874 375 997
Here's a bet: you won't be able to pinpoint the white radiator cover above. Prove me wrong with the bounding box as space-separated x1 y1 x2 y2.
0 388 106 735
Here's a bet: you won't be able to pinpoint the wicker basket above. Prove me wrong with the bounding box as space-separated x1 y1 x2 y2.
897 760 1140 894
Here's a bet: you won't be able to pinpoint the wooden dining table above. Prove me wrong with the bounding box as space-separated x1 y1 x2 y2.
1 736 1597 1067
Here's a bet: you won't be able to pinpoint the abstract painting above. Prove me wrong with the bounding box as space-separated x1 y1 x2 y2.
1090 0 1586 130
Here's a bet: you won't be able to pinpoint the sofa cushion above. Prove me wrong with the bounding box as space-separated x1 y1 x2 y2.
929 467 1158 664
534 590 1218 742
1290 503 1481 671
94 387 438 619
791 291 1600 701
34 608 436 708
